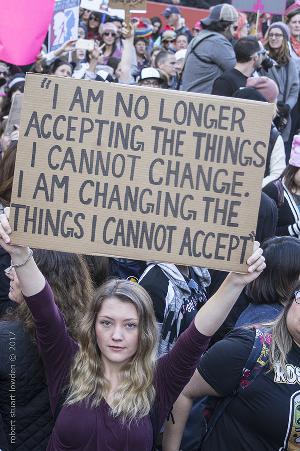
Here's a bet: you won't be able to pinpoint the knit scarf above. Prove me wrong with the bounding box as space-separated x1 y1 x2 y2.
291 35 300 57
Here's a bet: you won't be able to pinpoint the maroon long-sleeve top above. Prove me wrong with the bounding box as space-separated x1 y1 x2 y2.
25 281 210 451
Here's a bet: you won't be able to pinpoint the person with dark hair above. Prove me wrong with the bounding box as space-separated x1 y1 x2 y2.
259 22 299 151
150 16 162 44
236 236 300 326
0 211 265 451
212 36 263 97
163 281 300 451
48 59 74 78
263 134 300 237
134 37 150 72
181 4 238 94
201 190 278 348
83 254 110 288
87 11 101 40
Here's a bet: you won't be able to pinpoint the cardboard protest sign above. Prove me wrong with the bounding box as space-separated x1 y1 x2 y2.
4 93 23 136
109 0 146 12
10 74 274 272
232 0 286 15
48 0 80 52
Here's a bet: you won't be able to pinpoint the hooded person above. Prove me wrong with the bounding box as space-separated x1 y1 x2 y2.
180 4 238 94
139 263 210 358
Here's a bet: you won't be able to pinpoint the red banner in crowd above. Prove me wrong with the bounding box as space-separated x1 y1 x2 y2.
0 0 55 65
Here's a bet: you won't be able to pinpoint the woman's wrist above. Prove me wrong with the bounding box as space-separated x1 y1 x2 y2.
226 271 248 288
10 246 32 262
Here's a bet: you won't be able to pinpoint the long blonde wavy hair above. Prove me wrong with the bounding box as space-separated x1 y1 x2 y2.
65 278 158 423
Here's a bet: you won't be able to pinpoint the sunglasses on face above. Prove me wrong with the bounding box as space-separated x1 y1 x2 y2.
103 31 117 37
90 16 100 21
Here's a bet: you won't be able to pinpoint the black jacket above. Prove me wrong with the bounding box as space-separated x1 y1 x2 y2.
263 180 300 237
0 320 53 450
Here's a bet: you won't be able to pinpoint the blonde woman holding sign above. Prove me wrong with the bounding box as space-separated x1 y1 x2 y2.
0 209 265 451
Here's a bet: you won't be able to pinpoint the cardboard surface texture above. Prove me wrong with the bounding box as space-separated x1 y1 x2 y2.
10 74 274 272
109 0 146 12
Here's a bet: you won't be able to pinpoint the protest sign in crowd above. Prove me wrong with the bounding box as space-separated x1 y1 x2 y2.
0 1 300 450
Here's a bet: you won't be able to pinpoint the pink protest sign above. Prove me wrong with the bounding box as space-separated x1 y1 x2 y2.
232 0 287 15
0 0 55 65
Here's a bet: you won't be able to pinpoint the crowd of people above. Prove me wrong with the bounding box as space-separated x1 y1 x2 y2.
0 0 300 450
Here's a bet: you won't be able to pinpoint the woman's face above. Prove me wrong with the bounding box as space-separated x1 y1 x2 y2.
289 14 300 38
176 35 188 50
102 28 117 45
89 14 100 30
54 64 72 78
152 21 161 34
268 27 284 50
95 296 139 368
76 48 86 61
294 168 300 189
135 40 146 56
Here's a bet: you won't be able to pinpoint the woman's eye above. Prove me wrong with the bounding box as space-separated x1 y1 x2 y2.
100 320 111 327
126 323 137 329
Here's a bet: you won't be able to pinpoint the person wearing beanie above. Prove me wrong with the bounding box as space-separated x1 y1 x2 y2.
212 36 264 97
181 4 238 94
259 22 299 155
246 76 279 103
98 22 122 65
233 86 285 187
263 134 300 238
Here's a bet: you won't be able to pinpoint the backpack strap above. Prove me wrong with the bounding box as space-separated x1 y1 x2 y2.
239 328 272 389
273 179 285 207
200 328 272 448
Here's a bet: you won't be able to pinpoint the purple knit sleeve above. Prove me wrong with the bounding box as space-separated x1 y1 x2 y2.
24 281 77 413
154 321 210 429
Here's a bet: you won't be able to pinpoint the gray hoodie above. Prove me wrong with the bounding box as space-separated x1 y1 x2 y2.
181 30 236 94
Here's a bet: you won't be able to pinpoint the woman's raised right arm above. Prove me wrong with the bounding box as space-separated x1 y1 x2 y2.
0 208 45 296
0 209 76 411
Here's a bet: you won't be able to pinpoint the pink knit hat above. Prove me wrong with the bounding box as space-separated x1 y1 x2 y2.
246 77 279 103
285 1 300 16
289 135 300 167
